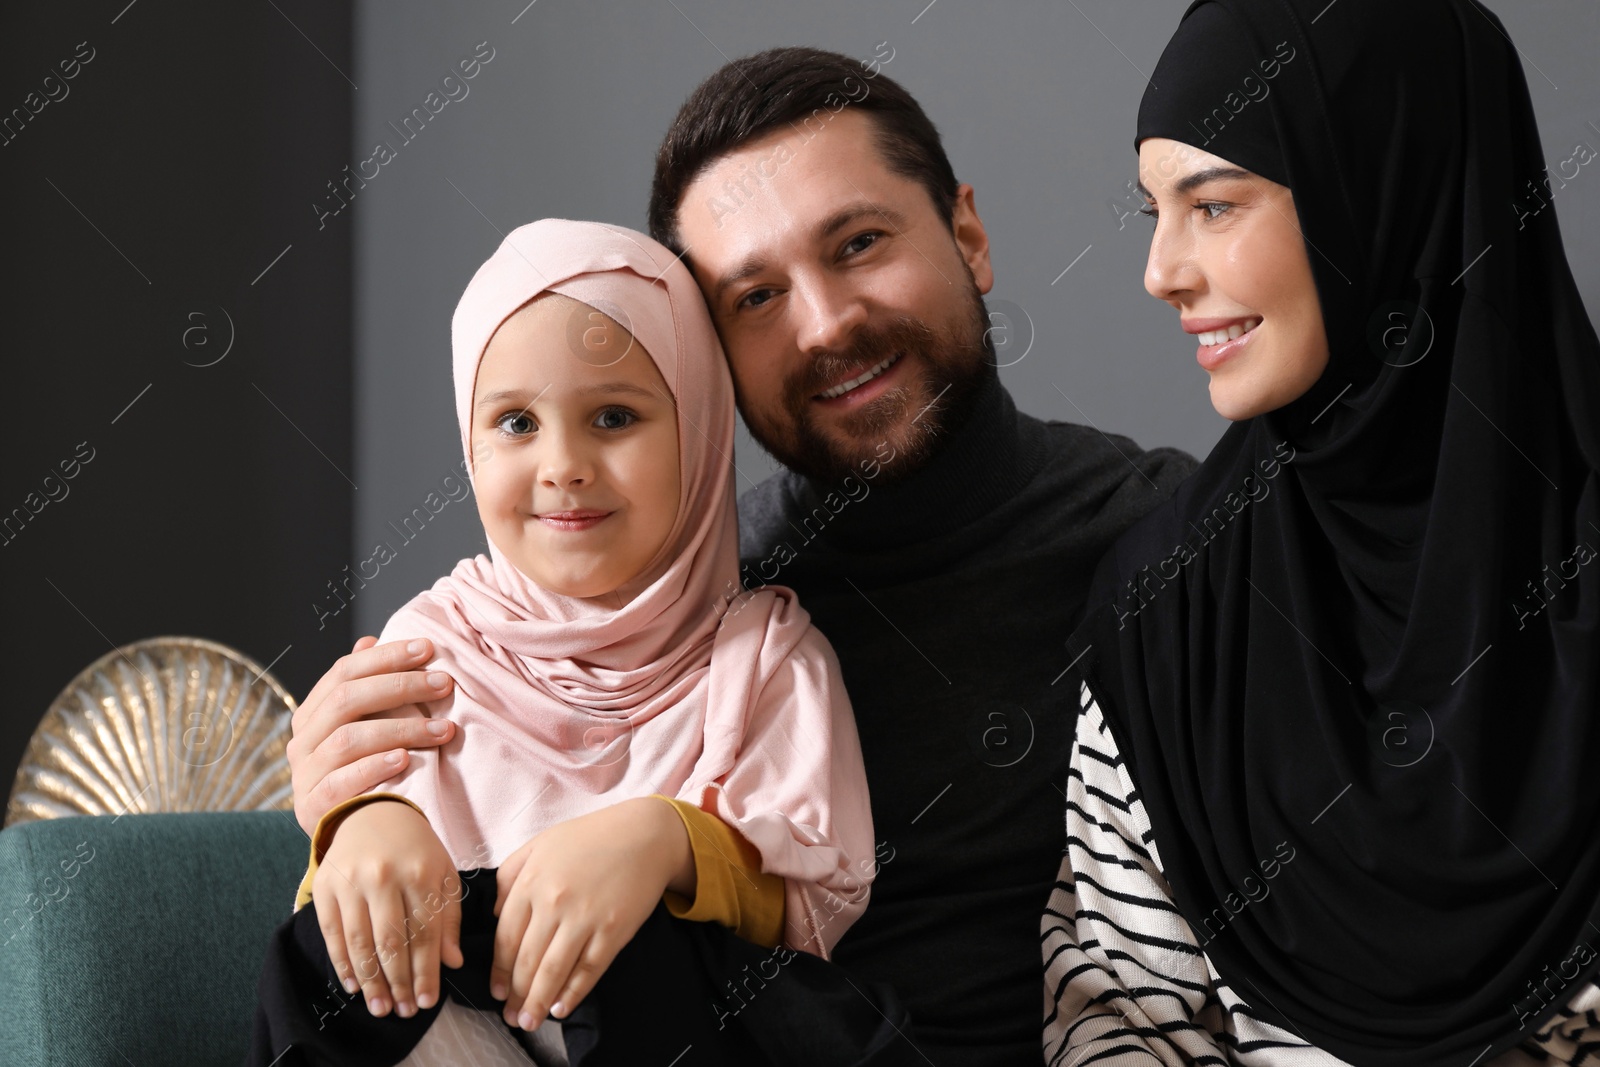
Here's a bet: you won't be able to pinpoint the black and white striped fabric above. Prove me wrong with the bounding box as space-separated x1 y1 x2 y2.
1041 682 1600 1067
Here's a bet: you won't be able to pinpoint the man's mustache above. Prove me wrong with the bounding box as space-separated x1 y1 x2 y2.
786 318 937 403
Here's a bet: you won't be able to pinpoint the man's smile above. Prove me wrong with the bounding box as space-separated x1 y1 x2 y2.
814 351 905 403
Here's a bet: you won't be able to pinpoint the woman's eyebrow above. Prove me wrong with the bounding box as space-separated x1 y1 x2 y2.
1136 166 1255 201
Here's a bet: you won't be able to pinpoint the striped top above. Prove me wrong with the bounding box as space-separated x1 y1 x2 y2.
1041 682 1600 1066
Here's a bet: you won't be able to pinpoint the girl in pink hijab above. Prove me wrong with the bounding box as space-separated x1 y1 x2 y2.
248 219 893 1067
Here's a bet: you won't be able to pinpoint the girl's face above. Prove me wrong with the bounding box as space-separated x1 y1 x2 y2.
1137 137 1330 421
470 293 681 605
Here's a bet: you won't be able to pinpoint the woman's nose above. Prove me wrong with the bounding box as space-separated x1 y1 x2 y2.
1144 221 1201 303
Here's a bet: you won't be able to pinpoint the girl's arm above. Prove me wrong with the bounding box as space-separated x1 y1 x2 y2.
311 797 465 1023
653 795 786 947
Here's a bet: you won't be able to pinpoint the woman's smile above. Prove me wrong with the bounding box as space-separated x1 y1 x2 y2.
1184 315 1263 371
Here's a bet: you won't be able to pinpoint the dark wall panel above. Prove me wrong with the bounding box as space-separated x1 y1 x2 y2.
2 0 355 790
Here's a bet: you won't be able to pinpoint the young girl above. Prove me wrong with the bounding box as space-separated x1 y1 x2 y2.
248 218 889 1066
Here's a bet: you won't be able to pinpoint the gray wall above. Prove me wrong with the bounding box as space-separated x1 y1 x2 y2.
348 0 1600 636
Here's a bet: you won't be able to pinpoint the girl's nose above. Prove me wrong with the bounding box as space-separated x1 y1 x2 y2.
537 428 594 489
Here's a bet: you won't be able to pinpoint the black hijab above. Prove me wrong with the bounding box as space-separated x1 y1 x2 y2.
1067 0 1600 1063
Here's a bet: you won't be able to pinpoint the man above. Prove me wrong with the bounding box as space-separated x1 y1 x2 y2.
289 47 1196 1064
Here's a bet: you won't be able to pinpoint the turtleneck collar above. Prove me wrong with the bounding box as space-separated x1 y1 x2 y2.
792 368 1048 551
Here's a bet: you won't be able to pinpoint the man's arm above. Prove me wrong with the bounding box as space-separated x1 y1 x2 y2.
287 635 458 836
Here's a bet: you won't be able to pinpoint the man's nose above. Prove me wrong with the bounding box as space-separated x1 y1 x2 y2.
793 275 869 354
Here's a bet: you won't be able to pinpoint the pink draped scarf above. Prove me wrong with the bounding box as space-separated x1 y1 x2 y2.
370 218 874 957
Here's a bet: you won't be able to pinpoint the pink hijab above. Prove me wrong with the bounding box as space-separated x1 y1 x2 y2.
371 218 873 958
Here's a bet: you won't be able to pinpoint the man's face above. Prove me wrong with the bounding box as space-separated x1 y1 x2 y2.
675 108 997 485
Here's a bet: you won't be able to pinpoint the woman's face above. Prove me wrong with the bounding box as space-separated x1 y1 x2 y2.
470 293 681 604
1137 137 1329 421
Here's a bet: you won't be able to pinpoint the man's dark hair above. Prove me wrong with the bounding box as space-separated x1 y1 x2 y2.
647 46 960 254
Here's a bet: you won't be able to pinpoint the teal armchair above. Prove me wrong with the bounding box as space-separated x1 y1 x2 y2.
0 810 308 1066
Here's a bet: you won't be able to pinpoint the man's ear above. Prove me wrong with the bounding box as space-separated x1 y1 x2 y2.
950 183 994 295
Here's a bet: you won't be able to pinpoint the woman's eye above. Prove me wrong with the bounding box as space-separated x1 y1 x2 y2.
594 407 636 431
496 412 534 436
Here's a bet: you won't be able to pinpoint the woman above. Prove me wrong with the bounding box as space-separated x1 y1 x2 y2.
1043 1 1600 1064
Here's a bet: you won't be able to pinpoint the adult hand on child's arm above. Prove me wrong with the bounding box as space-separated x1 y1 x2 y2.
289 635 457 836
489 797 694 1032
312 798 465 1021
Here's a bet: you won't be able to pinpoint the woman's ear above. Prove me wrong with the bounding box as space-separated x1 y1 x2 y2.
949 183 994 295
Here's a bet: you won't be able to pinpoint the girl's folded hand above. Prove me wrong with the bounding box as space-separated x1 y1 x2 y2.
488 797 692 1032
311 799 465 1021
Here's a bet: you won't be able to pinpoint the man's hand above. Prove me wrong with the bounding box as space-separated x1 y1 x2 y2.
312 799 465 1020
288 635 457 836
489 798 694 1031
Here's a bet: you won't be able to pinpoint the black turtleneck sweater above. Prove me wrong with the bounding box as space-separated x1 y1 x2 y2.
735 372 1198 1065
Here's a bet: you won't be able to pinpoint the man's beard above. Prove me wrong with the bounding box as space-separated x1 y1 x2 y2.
738 276 998 486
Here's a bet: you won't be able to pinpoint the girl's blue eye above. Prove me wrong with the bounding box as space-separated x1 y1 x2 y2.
496 411 534 436
595 407 636 430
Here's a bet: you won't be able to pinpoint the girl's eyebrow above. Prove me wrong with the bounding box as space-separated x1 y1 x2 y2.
475 382 660 408
576 382 660 400
1136 166 1255 201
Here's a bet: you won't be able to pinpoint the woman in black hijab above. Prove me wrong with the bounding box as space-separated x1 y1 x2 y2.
1043 1 1600 1064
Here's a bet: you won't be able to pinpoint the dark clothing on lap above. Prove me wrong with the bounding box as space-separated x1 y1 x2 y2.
734 373 1196 1065
247 869 916 1066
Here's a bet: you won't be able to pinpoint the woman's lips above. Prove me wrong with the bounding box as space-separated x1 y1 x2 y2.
536 509 612 532
1186 317 1263 372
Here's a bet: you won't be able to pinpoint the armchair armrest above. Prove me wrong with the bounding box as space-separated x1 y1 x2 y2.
0 811 307 1066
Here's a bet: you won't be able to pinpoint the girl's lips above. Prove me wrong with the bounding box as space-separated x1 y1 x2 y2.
1191 318 1263 372
536 510 612 532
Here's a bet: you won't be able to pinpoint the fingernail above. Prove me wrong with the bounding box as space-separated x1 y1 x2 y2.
519 1011 535 1029
417 992 434 1009
427 720 450 736
551 1000 567 1017
428 671 449 689
407 640 427 656
396 1000 414 1018
385 751 404 766
492 981 507 999
342 977 359 995
369 996 387 1015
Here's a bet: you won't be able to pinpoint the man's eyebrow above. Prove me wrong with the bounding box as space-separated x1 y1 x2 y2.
710 202 909 306
1138 167 1256 202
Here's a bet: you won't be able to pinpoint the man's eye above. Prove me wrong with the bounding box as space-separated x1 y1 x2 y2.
1138 203 1158 220
1199 202 1231 220
843 232 880 255
738 289 775 311
595 407 636 430
496 412 534 435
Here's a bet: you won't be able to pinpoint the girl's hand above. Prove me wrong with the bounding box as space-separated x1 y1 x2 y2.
489 797 693 1031
311 799 465 1020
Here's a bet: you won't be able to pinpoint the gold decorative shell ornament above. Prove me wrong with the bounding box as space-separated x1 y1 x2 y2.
4 636 298 828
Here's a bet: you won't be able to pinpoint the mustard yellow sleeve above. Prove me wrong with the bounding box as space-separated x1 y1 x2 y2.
292 792 426 913
652 795 785 949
